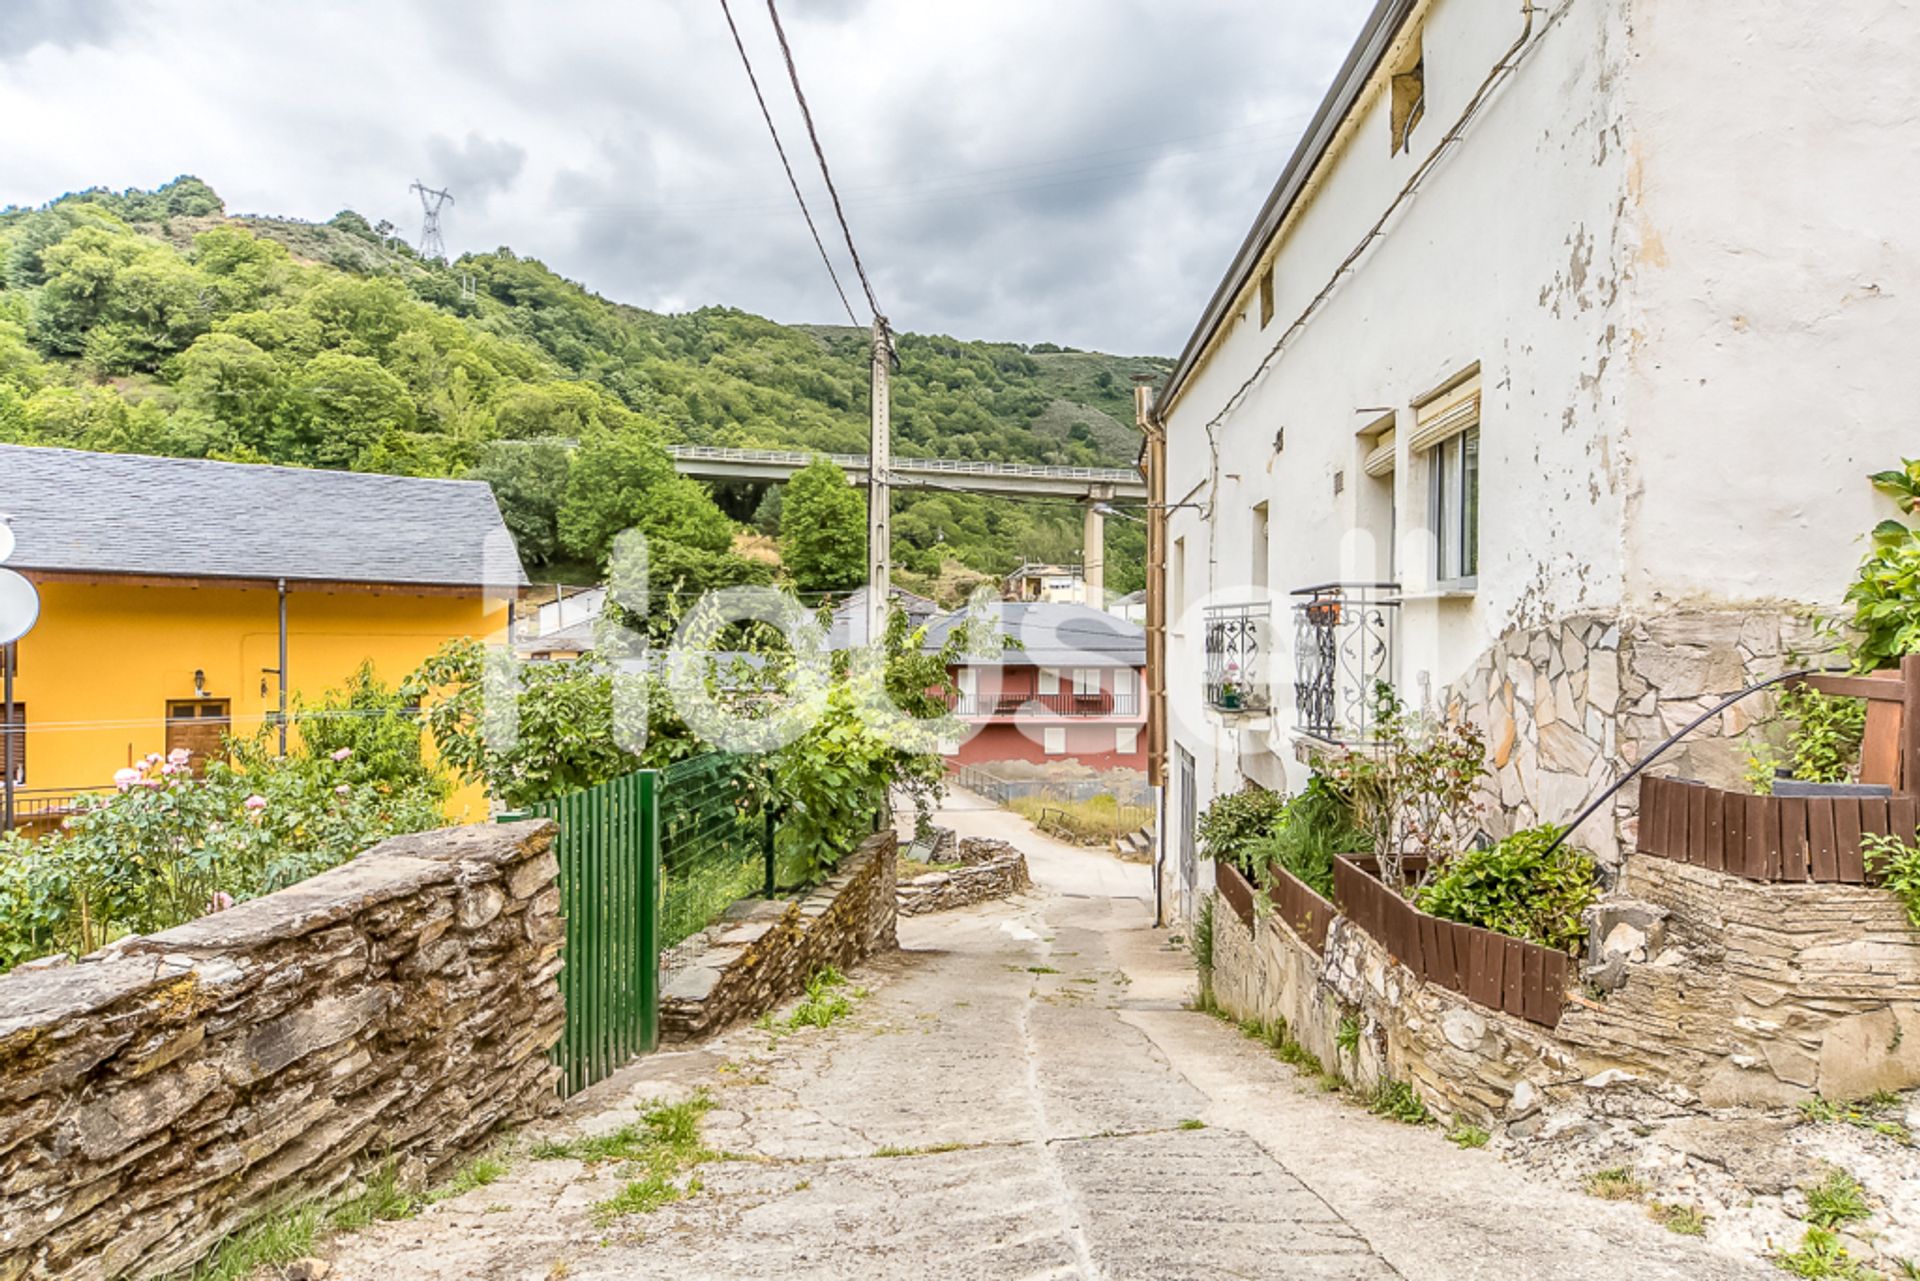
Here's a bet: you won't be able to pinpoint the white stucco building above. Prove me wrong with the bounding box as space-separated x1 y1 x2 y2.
1151 0 1918 919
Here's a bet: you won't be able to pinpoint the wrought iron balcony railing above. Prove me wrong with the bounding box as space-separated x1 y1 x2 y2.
1291 582 1400 743
1204 602 1271 712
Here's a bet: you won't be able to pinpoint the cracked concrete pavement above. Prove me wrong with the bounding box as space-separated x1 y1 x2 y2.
317 791 1766 1280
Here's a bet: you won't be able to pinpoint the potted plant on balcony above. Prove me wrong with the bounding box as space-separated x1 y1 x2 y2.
1217 663 1243 710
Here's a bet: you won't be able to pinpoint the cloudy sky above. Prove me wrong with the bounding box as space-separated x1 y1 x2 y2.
0 0 1366 355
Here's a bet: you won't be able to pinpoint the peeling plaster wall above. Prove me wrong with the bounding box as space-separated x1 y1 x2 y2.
1161 0 1634 906
1620 0 1920 610
1160 0 1920 906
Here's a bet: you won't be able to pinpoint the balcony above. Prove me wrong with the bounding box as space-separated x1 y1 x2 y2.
3 787 93 834
1204 602 1272 713
951 691 1140 718
1291 582 1400 744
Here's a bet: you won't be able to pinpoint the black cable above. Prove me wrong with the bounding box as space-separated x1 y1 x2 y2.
716 0 861 328
762 0 884 320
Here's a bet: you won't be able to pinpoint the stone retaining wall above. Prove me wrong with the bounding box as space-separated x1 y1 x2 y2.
660 832 897 1042
898 839 1032 916
1208 849 1920 1131
0 820 565 1281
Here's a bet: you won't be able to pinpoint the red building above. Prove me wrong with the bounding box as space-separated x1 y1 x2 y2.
922 602 1147 771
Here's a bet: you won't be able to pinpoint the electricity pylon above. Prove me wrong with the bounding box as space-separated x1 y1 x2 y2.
410 180 454 261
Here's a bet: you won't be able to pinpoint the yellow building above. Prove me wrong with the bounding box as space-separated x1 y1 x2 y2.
0 445 527 825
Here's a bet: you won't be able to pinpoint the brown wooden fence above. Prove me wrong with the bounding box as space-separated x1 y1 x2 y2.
1637 774 1917 883
1265 862 1336 952
1331 857 1572 1028
1215 859 1256 927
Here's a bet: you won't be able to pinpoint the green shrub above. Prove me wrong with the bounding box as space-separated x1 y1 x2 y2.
1367 1079 1430 1125
1803 1168 1872 1230
1863 832 1920 929
1195 784 1289 873
1245 774 1370 898
1414 825 1598 956
1749 684 1867 793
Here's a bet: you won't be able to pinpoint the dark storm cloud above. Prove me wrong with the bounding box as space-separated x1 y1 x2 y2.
0 1 1364 354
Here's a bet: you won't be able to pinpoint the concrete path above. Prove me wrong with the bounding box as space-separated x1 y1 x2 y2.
318 793 1765 1281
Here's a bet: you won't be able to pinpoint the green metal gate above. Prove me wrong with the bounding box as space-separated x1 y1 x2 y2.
516 767 661 1097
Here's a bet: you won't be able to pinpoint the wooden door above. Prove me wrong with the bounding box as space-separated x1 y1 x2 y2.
165 700 231 774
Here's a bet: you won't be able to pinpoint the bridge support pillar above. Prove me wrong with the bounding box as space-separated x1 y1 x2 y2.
1083 484 1113 606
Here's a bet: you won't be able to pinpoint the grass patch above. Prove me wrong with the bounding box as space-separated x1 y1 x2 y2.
1335 1015 1361 1059
1803 1168 1872 1230
1177 1118 1206 1131
533 1093 719 1225
1648 1202 1707 1236
193 1205 325 1281
1026 965 1060 975
1446 1124 1490 1149
1799 1093 1912 1144
425 1154 509 1205
1583 1167 1647 1202
785 968 855 1030
1009 793 1145 845
1777 1226 1878 1279
1367 1080 1431 1126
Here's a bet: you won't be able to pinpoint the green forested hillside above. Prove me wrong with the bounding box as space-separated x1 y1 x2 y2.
0 177 1161 596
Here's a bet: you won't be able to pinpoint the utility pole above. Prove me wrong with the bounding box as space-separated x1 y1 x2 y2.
410 180 454 262
863 315 893 646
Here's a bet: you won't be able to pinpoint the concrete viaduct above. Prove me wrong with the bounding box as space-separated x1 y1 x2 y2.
667 445 1146 596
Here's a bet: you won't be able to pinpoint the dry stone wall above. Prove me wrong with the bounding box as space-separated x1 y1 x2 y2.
0 820 565 1281
898 838 1032 915
1208 849 1920 1130
660 832 897 1042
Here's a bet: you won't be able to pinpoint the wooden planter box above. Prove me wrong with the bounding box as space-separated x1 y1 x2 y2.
1263 861 1336 953
1214 859 1257 927
1638 775 1919 883
1331 857 1572 1029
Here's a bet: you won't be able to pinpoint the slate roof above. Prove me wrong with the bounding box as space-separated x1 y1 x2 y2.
920 600 1145 668
0 445 528 588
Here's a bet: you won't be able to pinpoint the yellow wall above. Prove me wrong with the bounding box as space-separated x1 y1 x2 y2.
10 578 508 820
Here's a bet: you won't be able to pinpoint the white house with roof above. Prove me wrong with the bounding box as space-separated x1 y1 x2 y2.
1147 0 1920 918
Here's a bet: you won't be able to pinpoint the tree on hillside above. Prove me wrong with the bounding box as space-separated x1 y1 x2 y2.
468 439 573 568
779 456 866 594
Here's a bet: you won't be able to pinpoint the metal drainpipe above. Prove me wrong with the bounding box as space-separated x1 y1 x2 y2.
276 579 289 757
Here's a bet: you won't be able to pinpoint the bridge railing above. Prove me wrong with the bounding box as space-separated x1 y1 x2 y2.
665 444 1138 485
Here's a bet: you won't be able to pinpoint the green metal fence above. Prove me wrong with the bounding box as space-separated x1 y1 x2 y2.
659 753 773 949
514 768 661 1097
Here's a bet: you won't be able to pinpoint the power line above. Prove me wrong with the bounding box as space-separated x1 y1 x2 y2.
716 0 861 328
762 0 883 321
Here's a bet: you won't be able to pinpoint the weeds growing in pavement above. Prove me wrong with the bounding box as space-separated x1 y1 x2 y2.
1367 1080 1431 1126
1803 1168 1873 1230
531 1092 717 1225
1177 1118 1206 1131
1776 1226 1878 1279
1647 1202 1707 1236
1799 1092 1913 1144
1446 1124 1490 1149
1583 1167 1647 1202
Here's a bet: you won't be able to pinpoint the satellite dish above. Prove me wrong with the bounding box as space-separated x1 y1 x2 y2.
0 522 37 646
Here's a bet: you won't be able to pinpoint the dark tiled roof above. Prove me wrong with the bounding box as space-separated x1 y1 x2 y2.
0 445 527 588
921 601 1145 668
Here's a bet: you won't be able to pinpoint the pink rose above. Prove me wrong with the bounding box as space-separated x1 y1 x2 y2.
114 767 142 791
145 752 163 765
335 784 352 797
167 748 192 766
207 891 234 913
243 794 268 813
331 747 353 762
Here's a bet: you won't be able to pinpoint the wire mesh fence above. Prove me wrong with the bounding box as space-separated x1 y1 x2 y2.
659 752 772 949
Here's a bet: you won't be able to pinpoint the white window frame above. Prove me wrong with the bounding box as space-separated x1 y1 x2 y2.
1043 726 1067 755
1113 668 1137 700
1072 668 1099 696
1038 668 1060 695
1427 426 1479 588
1115 726 1139 755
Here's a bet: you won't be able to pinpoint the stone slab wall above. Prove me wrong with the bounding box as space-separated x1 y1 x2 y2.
898 842 1032 916
1208 849 1920 1131
660 832 897 1042
1447 606 1819 862
0 820 565 1281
